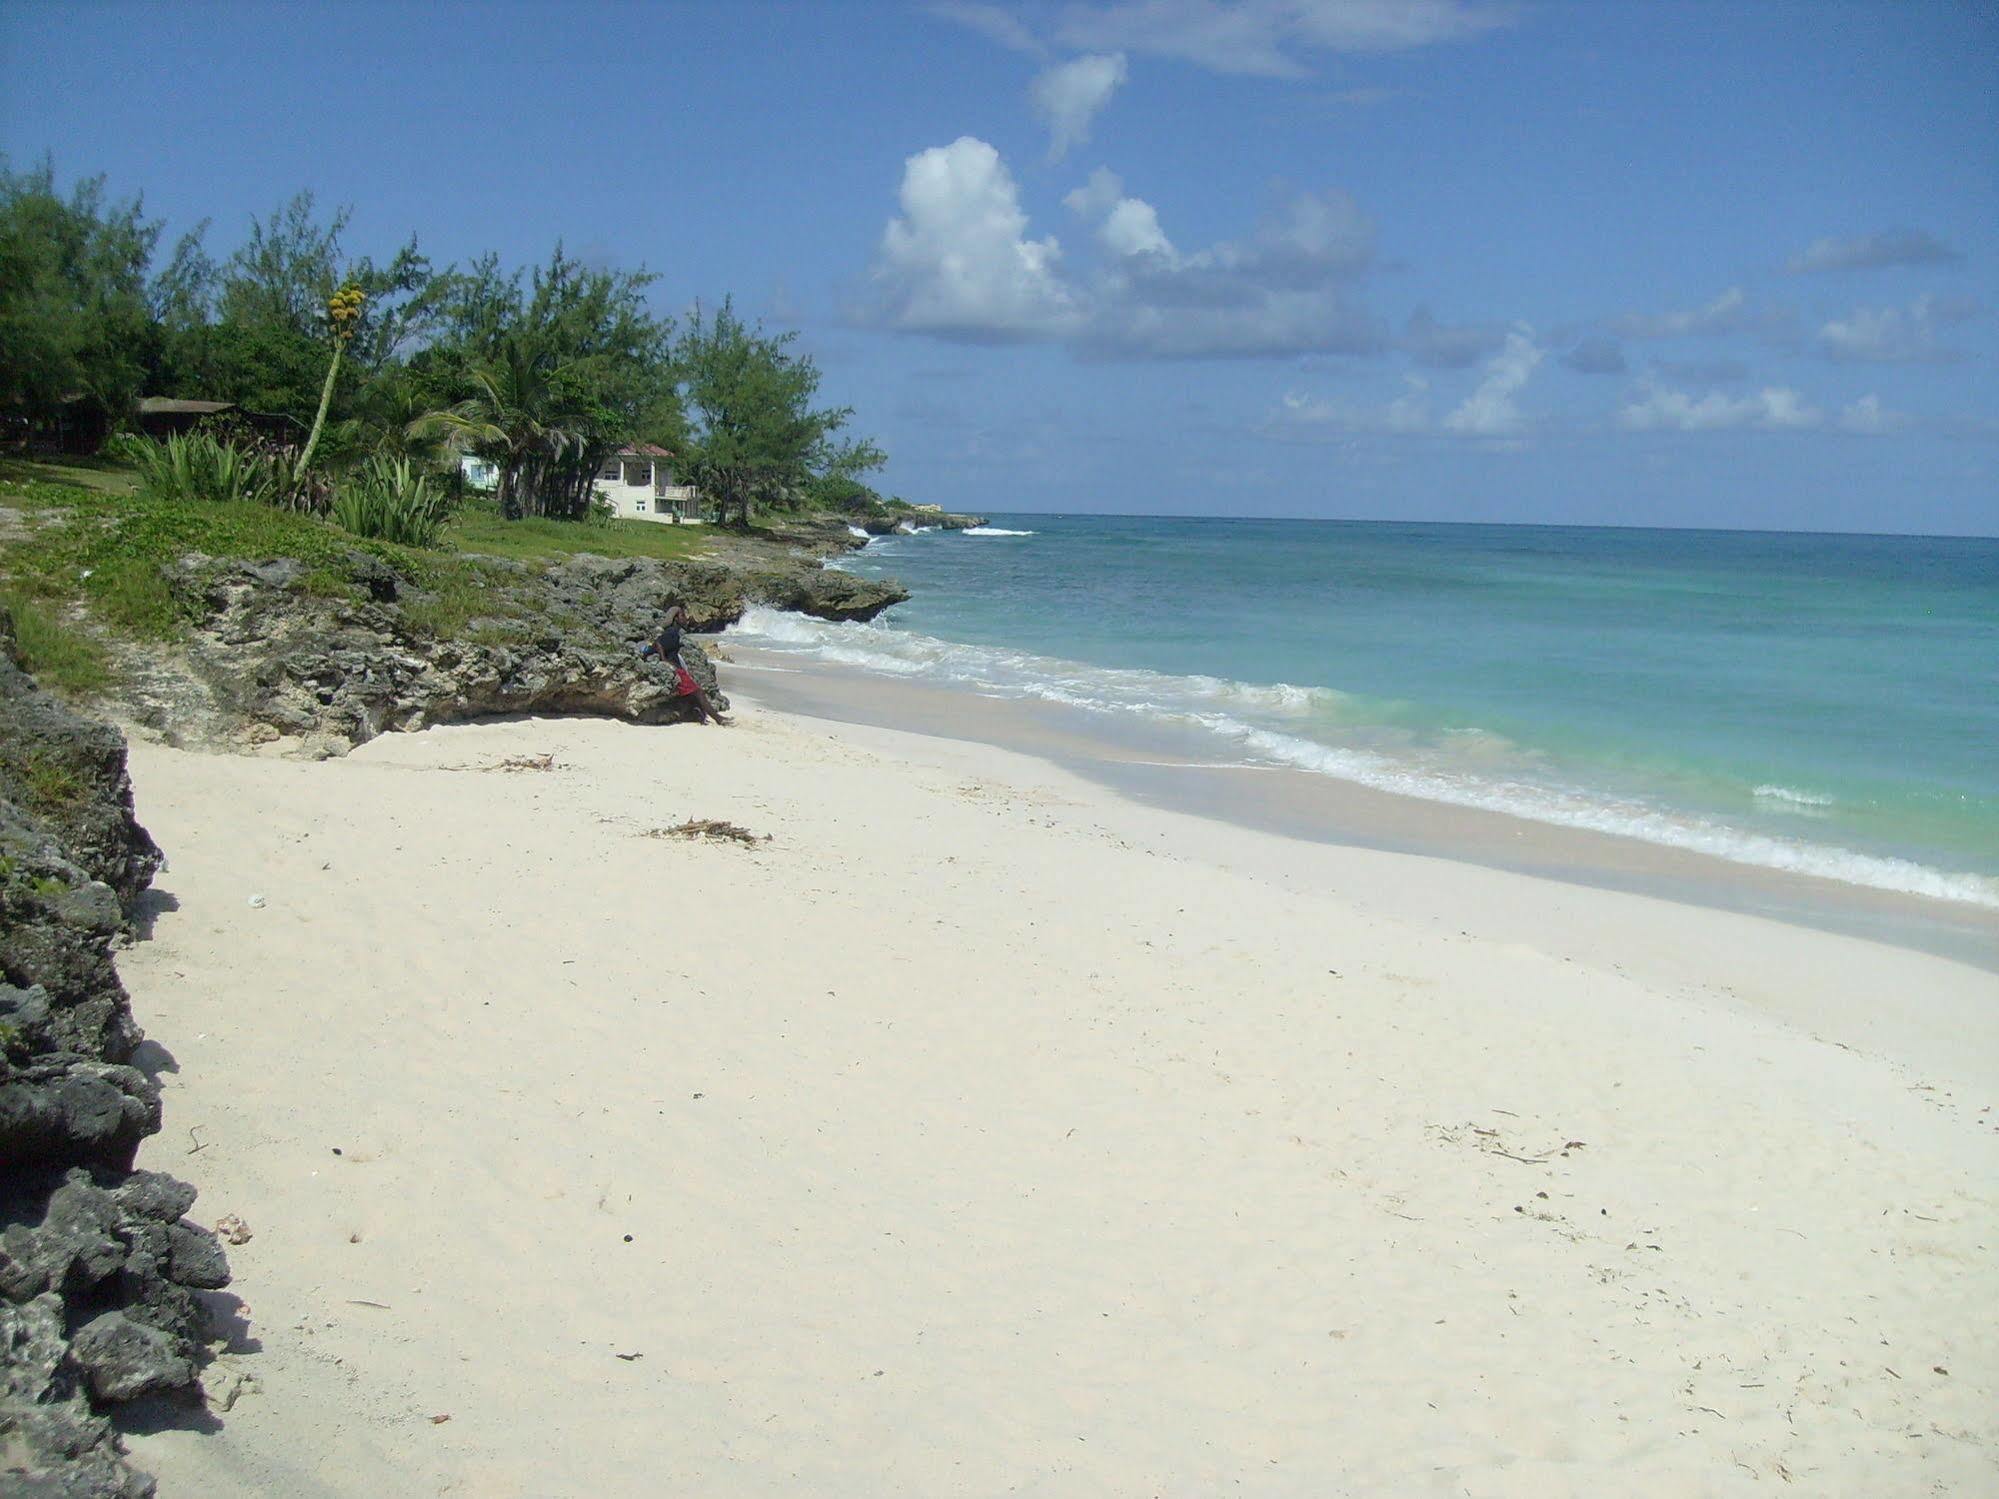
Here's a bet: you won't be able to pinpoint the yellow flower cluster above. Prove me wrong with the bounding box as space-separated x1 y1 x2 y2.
327 283 366 344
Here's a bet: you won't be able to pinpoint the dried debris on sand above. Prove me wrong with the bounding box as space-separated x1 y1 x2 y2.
646 818 768 846
489 753 558 773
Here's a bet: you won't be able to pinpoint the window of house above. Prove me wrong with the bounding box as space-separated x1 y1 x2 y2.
599 457 621 480
623 459 652 486
634 497 647 512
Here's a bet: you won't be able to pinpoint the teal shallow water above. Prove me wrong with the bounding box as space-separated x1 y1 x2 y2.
735 516 1999 907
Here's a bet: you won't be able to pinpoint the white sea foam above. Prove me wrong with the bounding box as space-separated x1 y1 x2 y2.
961 526 1037 537
1754 784 1835 810
847 524 869 539
726 609 1999 910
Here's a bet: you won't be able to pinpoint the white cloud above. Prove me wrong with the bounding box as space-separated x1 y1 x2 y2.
873 138 1082 340
1032 53 1130 161
1818 294 1979 363
1618 382 1824 432
1072 177 1383 357
1443 329 1540 436
1839 395 1908 435
1613 286 1769 340
1272 375 1432 435
871 139 1384 359
1788 228 1962 273
1063 168 1177 257
1267 332 1540 440
929 1 1047 55
1057 0 1514 77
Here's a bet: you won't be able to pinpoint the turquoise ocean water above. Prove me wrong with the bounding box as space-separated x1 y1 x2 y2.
732 516 1999 908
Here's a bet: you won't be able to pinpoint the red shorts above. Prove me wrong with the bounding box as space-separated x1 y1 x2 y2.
672 665 699 697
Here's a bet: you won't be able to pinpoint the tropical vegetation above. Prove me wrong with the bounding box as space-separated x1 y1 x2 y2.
0 157 889 532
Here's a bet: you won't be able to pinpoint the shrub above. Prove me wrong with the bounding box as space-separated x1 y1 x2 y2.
111 431 280 507
331 456 453 547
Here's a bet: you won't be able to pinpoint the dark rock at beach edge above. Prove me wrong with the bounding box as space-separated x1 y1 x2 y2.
1 612 229 1499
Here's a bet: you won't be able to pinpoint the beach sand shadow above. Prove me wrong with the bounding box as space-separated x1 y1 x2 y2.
197 1290 261 1357
129 1037 178 1079
128 887 180 941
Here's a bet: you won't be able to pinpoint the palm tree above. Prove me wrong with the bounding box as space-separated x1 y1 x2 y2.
427 336 580 518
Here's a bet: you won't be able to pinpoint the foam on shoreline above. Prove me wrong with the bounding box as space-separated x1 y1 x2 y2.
727 607 1999 910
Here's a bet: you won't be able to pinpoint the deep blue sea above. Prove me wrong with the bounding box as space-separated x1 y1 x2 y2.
734 515 1999 908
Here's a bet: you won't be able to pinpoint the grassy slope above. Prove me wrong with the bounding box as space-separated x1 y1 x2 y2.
0 461 719 693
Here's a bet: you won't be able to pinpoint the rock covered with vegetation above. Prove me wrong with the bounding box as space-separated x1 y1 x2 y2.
2 473 910 754
0 607 227 1499
119 551 734 751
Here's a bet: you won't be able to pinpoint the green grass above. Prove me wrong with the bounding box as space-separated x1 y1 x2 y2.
0 470 721 690
0 454 140 494
0 592 112 694
16 748 88 810
0 478 422 643
398 562 531 642
443 499 710 564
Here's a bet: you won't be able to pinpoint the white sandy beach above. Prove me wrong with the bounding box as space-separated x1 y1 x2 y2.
116 696 1998 1496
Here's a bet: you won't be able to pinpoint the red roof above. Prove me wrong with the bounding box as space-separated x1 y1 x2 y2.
617 443 674 458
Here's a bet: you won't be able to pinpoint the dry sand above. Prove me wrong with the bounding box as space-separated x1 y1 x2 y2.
116 699 1998 1496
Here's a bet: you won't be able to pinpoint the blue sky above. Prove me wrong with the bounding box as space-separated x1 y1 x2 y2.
4 0 1995 533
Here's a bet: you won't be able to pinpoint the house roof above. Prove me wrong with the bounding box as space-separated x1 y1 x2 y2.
616 443 674 459
137 397 236 415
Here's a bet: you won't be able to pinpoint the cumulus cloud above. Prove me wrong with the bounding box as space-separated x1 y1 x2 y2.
1403 306 1506 368
1273 375 1432 436
1063 168 1177 257
1818 294 1980 363
1788 228 1963 274
1617 382 1823 432
1612 286 1780 340
1032 53 1130 161
1056 0 1513 76
873 138 1082 340
1838 395 1908 435
1443 329 1540 436
929 1 1047 54
871 139 1386 359
1560 334 1627 375
1068 173 1383 357
1267 331 1539 440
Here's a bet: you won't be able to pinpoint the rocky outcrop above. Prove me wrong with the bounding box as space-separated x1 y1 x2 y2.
1 610 227 1499
856 510 986 536
740 566 909 623
112 554 732 753
107 544 911 752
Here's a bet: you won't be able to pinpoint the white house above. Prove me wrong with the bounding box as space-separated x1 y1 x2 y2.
595 443 704 523
459 454 499 491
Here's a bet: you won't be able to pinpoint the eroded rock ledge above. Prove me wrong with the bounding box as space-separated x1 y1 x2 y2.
109 548 908 755
1 609 225 1498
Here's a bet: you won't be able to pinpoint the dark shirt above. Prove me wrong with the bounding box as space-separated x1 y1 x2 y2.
656 624 683 658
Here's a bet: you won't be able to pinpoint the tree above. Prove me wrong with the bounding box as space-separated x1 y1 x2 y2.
424 248 676 519
429 333 583 519
153 192 434 433
671 300 876 529
0 160 160 438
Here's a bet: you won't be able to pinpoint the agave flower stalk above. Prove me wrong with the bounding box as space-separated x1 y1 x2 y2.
297 283 366 476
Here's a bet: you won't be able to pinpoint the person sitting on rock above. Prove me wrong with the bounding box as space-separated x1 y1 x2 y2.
640 606 729 726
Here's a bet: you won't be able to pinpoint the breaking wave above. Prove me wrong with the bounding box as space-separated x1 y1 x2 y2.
726 607 1999 910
